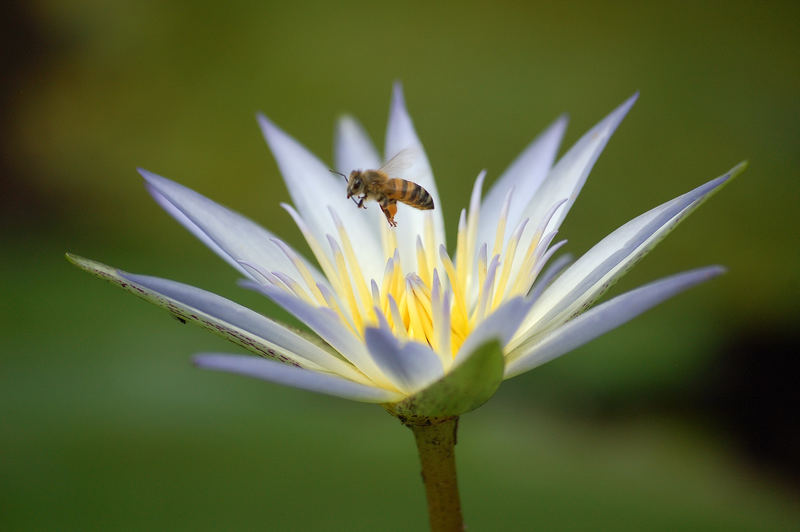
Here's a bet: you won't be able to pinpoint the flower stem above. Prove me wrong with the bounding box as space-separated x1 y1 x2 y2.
409 416 463 531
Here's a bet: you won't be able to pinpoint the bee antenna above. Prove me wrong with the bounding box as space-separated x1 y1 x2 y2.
329 169 347 181
330 169 361 207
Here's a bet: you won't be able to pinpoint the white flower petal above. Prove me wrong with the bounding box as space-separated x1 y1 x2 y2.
246 280 390 387
518 163 743 338
257 114 385 282
504 266 726 378
527 252 574 304
334 115 382 174
364 321 443 394
148 186 232 270
384 82 446 273
513 94 638 266
194 354 401 403
120 271 362 373
453 296 532 365
65 254 364 378
141 169 322 283
478 115 568 251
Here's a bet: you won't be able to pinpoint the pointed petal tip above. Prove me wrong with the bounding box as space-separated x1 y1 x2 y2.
729 160 749 177
391 80 405 101
66 252 96 273
389 82 410 123
336 113 357 127
65 253 128 284
505 264 728 379
137 168 172 190
256 112 281 141
614 91 639 118
193 354 226 370
705 160 748 191
137 167 156 180
551 113 569 132
65 252 105 273
703 264 727 278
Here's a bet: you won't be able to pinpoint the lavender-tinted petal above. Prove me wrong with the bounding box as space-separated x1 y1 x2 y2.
520 163 744 336
245 280 388 385
257 114 385 282
334 115 382 174
384 82 446 273
194 354 401 403
512 94 638 268
505 266 726 378
65 254 355 375
364 326 443 393
140 169 323 285
478 115 568 251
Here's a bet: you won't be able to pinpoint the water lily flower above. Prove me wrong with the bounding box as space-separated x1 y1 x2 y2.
69 84 742 530
68 85 741 421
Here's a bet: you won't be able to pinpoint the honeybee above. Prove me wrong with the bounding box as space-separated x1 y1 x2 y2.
334 148 434 227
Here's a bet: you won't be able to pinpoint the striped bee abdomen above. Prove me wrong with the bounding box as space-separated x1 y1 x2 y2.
390 178 435 210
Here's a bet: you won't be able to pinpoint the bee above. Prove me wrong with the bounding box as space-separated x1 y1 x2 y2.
333 148 434 227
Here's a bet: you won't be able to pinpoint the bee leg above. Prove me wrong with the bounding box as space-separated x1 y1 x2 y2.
380 200 398 227
358 195 367 209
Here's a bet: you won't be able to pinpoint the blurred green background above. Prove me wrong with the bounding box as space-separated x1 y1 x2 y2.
2 0 799 530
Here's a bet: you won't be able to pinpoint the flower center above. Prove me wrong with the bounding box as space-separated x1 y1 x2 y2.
266 182 563 360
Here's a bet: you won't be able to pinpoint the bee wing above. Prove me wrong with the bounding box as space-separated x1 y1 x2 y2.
378 147 420 176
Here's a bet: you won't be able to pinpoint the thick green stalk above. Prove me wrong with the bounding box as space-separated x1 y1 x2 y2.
408 417 463 531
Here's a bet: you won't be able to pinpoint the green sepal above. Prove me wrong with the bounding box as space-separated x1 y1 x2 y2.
385 339 504 424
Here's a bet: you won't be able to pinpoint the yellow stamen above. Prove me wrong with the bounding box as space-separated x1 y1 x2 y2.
508 199 568 297
380 257 395 310
438 245 469 336
398 289 410 329
331 209 374 319
473 254 500 325
491 218 529 309
405 278 429 344
463 171 485 297
423 214 436 277
270 271 315 304
408 274 435 343
316 282 359 337
438 290 453 362
281 204 344 303
476 244 488 299
416 237 431 287
387 294 408 341
380 217 398 262
491 188 514 259
454 209 467 294
327 236 364 332
268 239 328 307
508 230 542 296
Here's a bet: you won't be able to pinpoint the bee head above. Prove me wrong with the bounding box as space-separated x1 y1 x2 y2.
346 170 365 198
